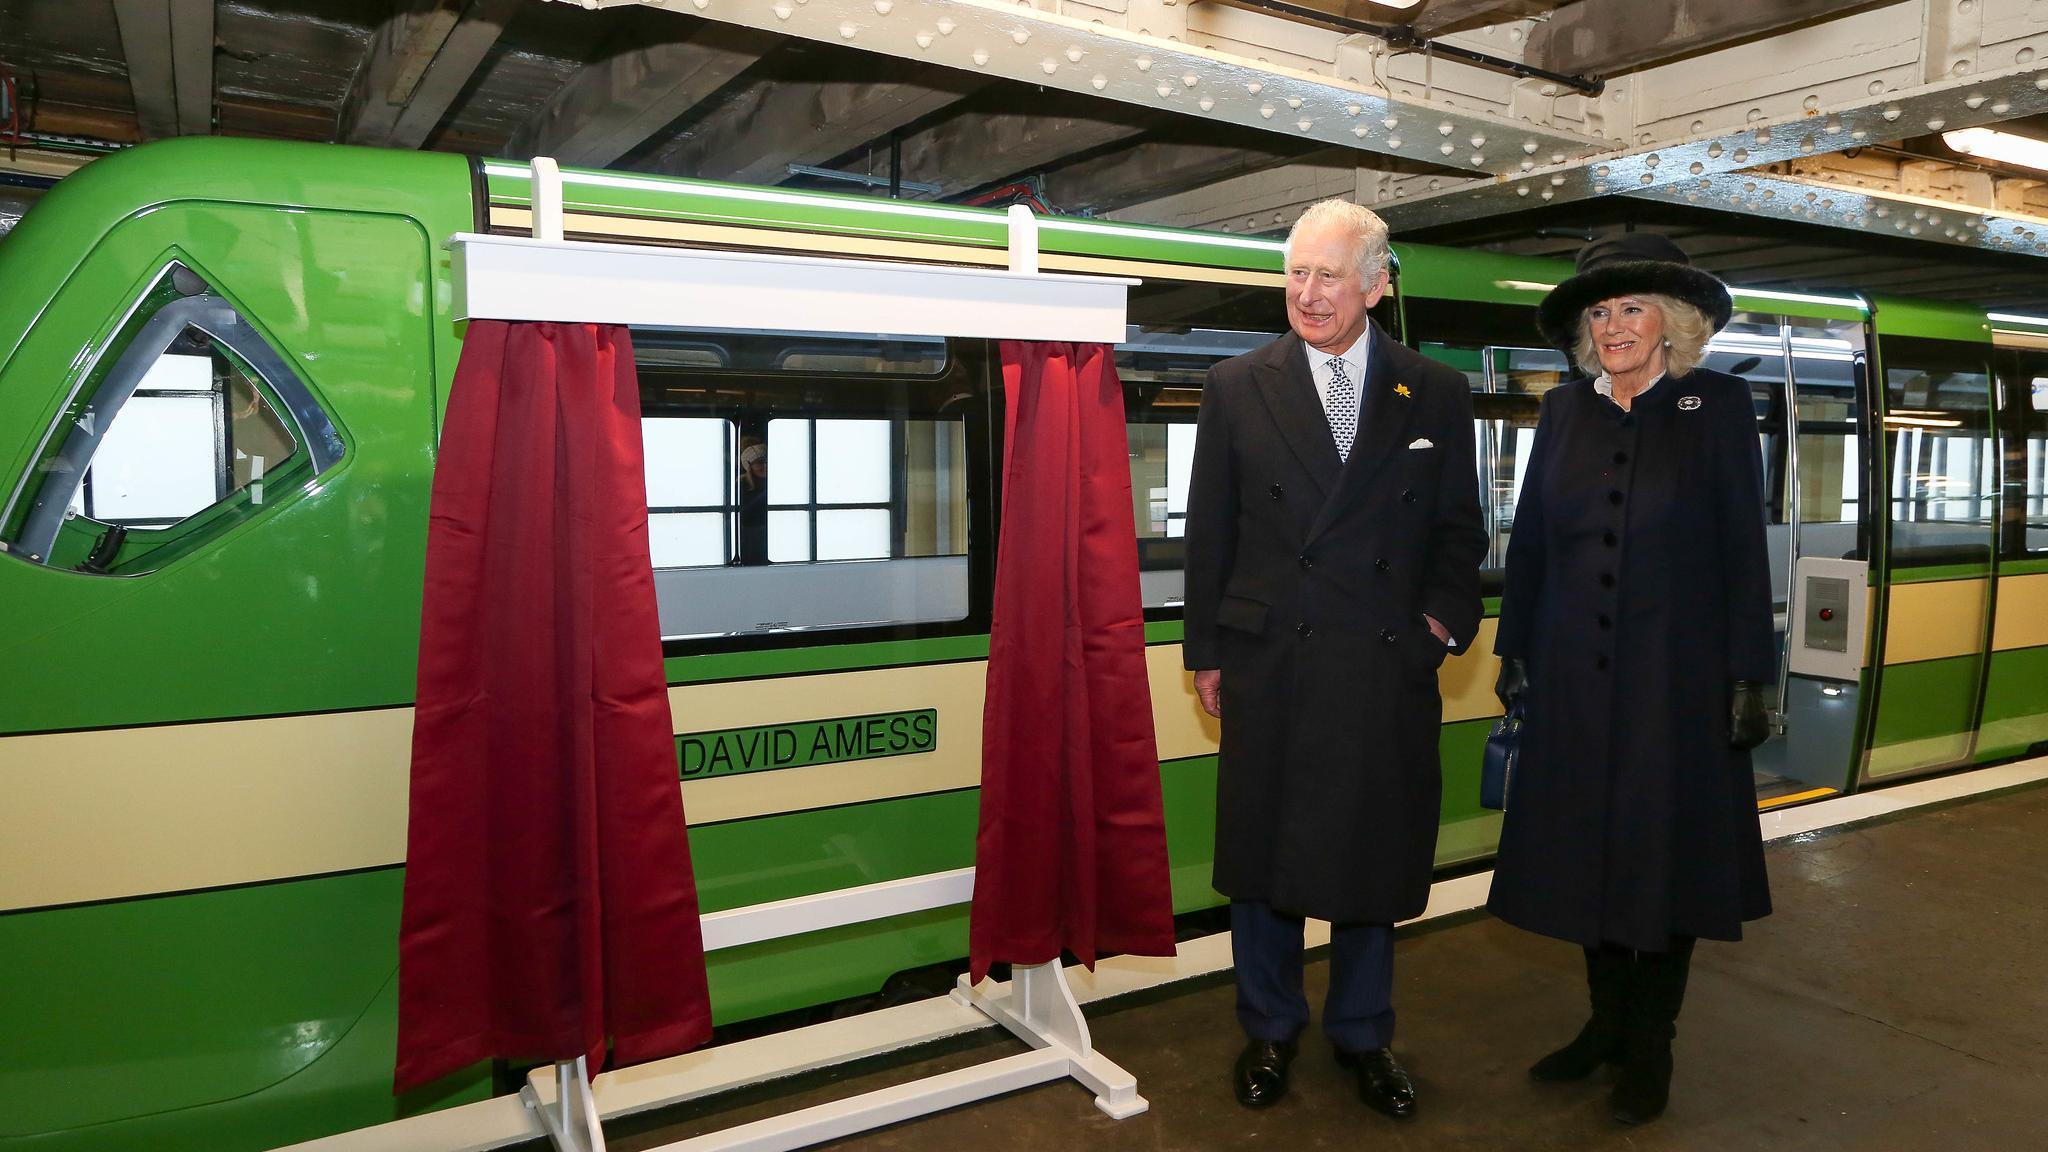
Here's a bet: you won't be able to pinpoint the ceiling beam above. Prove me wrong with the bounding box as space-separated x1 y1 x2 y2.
643 57 981 186
1411 0 1572 38
1630 165 2048 257
570 0 1606 174
504 15 776 166
1105 152 1358 231
112 0 214 139
1525 0 1895 79
338 0 522 149
1373 1 2048 234
1039 139 1317 217
885 101 1147 200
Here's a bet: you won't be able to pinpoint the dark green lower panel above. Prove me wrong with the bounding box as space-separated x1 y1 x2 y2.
1977 645 2048 762
1867 654 1986 778
0 870 488 1152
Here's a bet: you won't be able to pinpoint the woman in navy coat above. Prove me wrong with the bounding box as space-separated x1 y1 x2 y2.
1488 234 1774 1125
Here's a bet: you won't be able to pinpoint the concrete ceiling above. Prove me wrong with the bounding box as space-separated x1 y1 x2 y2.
2 0 2047 306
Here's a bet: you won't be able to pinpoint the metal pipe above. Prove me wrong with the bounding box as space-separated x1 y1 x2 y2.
1230 1 1606 97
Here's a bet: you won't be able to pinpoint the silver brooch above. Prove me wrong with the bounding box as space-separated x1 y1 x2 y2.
1678 395 1702 411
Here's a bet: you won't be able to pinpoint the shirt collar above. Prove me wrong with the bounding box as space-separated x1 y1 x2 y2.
1594 371 1664 402
1305 328 1372 379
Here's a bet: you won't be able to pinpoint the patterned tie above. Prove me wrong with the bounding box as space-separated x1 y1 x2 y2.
1325 356 1358 462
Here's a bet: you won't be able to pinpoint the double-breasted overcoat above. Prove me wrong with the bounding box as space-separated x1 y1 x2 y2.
1183 325 1486 925
1488 367 1775 950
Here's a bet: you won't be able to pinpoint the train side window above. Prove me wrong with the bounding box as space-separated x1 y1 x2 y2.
644 417 735 568
1404 296 1549 593
2026 377 2048 554
632 329 980 642
1119 278 1287 610
0 262 341 575
1992 341 2048 558
1881 336 1996 567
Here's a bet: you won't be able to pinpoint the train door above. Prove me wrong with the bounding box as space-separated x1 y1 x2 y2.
1863 334 1999 780
1982 332 2048 760
1728 309 1875 799
1702 311 1870 800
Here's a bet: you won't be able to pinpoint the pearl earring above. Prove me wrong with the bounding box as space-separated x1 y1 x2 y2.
1662 338 1671 347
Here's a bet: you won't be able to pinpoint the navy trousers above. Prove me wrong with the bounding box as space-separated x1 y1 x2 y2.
1232 900 1395 1052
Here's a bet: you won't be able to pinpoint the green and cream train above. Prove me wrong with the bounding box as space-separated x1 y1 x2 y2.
2 138 2045 1151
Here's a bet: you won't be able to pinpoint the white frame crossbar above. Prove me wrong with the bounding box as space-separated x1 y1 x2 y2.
442 157 1143 1152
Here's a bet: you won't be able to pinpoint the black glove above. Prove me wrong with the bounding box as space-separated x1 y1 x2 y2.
1495 657 1528 710
1729 681 1771 751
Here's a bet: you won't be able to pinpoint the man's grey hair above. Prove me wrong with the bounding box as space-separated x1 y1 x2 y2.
1283 199 1391 283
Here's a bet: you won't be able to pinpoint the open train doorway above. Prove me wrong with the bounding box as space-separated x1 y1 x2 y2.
1719 308 1873 804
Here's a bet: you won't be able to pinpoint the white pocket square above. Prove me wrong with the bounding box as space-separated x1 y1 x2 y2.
1407 438 1434 450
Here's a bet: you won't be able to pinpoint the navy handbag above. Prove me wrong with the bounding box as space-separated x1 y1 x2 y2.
1480 699 1524 811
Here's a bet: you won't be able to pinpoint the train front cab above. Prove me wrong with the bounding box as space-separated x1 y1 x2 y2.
0 141 488 1149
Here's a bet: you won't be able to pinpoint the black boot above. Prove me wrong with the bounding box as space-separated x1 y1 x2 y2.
1611 937 1694 1125
1530 943 1629 1082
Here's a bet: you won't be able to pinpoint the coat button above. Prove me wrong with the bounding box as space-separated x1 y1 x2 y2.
1379 628 1398 645
1596 654 1610 671
1599 572 1616 588
1603 530 1618 547
1608 490 1624 506
1299 554 1314 570
1401 488 1417 503
1270 484 1285 501
1620 413 1635 428
1598 613 1612 630
1613 451 1629 465
1297 622 1314 639
1374 557 1390 572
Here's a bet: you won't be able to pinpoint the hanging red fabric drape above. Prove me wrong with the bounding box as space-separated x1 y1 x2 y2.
394 320 710 1093
968 341 1177 983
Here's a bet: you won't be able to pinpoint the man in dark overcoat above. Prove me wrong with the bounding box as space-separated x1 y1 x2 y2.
1182 199 1486 1119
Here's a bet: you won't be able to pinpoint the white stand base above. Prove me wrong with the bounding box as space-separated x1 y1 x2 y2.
525 1057 607 1152
641 959 1145 1152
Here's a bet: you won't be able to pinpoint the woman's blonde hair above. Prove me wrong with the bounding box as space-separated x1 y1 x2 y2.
1573 293 1713 378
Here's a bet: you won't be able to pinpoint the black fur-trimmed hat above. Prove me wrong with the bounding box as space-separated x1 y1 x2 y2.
1535 232 1733 356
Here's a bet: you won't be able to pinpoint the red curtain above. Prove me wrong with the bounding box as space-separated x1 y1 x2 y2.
394 321 710 1093
968 341 1177 983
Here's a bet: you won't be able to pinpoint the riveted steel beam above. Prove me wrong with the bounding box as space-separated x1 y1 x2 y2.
1632 164 2048 258
549 0 1608 174
1374 2 2048 231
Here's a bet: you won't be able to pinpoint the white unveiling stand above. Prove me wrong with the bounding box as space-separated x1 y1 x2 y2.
464 157 1146 1152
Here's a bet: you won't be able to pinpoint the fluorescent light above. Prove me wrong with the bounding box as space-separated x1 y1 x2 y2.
1988 311 2048 327
1729 287 1868 310
1884 415 1963 428
1944 127 2048 172
1495 279 1559 292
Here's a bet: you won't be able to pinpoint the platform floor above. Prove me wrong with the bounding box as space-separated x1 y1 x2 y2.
591 780 2048 1152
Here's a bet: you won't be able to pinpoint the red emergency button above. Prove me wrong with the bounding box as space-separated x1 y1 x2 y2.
1818 608 1835 621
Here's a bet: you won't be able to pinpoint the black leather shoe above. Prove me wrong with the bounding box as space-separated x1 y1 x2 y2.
1337 1047 1418 1120
1232 1039 1298 1108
